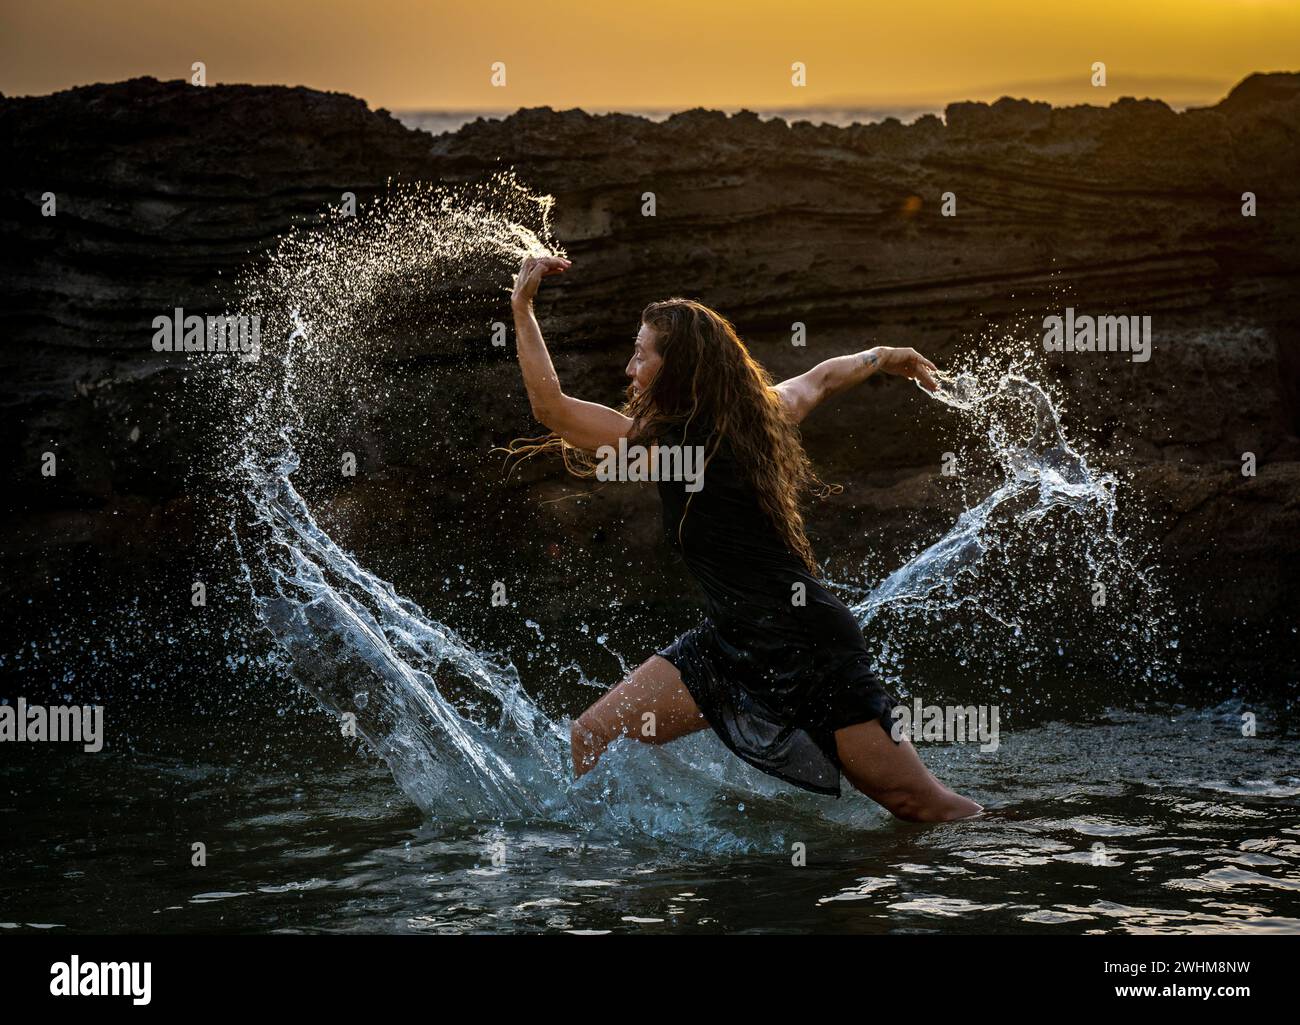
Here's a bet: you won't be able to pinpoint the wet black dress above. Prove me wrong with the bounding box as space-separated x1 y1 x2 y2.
653 422 900 796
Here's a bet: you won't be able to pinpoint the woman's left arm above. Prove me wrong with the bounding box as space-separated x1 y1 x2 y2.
773 346 939 424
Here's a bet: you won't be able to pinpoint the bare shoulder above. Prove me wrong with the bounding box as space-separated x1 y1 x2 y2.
771 375 818 424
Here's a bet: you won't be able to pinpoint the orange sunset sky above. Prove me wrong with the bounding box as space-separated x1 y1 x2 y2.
1 0 1297 112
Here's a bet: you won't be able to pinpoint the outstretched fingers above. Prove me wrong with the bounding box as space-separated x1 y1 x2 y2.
913 362 940 392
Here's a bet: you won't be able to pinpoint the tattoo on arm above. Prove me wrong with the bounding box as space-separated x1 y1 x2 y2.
859 350 879 370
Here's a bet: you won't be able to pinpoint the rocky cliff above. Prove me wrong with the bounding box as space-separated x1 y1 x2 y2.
3 74 1298 694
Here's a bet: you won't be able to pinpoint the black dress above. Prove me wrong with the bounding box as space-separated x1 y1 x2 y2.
652 422 901 796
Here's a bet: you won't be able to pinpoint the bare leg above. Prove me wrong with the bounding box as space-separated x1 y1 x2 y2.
834 720 983 822
571 655 709 777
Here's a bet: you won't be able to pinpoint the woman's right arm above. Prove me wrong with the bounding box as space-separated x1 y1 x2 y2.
511 255 634 451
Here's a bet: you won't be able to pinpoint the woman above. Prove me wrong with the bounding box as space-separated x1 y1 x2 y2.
509 254 982 822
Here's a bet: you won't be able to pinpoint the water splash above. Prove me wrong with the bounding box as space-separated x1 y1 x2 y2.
848 363 1177 696
206 176 1176 845
856 369 1103 625
204 177 831 851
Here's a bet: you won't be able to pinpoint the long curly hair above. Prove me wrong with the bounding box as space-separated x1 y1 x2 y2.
500 298 837 575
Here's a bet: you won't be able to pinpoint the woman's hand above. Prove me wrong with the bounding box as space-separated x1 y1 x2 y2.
875 346 940 392
511 254 572 309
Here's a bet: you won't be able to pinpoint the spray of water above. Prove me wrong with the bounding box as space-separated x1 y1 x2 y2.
201 176 1177 847
849 365 1177 699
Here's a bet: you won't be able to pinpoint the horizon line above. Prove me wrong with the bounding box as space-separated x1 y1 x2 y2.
7 70 1293 114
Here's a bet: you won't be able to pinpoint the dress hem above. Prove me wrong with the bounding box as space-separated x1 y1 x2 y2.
653 645 899 799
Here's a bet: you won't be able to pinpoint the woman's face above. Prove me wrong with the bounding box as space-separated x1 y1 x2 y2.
625 322 663 397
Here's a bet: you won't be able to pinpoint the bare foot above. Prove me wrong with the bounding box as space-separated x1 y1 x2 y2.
944 794 985 821
898 790 984 823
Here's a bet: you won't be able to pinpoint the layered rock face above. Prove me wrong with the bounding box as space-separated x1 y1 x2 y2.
3 74 1298 691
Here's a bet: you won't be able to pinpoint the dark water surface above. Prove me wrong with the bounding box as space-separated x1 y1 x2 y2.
4 701 1297 935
